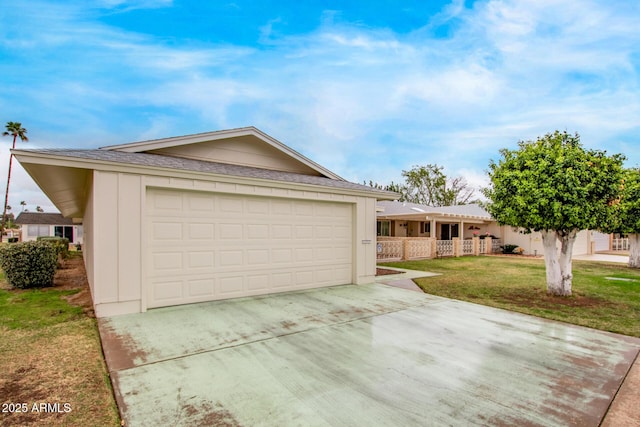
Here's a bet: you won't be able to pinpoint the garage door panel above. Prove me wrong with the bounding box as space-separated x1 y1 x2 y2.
219 276 244 294
151 252 183 271
146 189 353 309
152 222 183 240
188 223 214 239
188 278 215 297
153 280 185 302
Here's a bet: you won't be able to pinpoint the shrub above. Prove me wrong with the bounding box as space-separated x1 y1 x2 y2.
0 241 58 288
37 236 69 261
502 244 519 254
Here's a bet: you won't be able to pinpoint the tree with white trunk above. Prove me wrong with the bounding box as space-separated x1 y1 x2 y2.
610 169 640 268
482 131 625 296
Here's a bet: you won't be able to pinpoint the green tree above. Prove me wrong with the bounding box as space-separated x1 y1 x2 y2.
2 122 28 241
611 169 640 268
482 131 624 296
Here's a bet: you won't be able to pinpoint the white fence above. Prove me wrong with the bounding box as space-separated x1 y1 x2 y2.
612 238 629 251
377 237 501 262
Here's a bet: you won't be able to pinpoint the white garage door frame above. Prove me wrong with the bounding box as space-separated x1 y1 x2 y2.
143 186 356 309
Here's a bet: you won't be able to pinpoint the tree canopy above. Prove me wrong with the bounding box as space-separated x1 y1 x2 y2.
482 130 625 295
610 168 640 267
368 164 476 206
483 131 624 233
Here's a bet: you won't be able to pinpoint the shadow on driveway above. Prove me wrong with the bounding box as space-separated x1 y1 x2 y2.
99 283 640 426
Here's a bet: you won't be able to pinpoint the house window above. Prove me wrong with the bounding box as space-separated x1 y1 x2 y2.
377 220 390 236
422 222 431 234
439 224 459 240
54 226 74 241
28 225 50 237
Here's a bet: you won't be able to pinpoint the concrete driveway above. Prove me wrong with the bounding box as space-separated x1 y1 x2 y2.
99 282 640 426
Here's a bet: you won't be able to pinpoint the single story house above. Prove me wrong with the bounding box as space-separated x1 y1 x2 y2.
14 127 397 317
376 200 611 260
14 212 83 244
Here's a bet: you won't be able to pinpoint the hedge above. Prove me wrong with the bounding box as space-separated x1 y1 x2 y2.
36 236 70 260
0 240 58 288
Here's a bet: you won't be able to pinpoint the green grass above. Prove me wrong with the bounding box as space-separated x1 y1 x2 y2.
0 262 120 426
382 256 640 337
0 288 84 329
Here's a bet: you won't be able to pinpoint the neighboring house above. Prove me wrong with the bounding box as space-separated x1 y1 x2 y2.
15 212 83 244
377 201 496 240
377 200 610 260
14 127 397 317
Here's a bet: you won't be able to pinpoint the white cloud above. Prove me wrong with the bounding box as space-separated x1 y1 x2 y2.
2 0 640 209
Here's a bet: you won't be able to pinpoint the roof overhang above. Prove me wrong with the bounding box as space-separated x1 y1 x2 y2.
377 212 491 224
13 149 397 218
12 154 91 218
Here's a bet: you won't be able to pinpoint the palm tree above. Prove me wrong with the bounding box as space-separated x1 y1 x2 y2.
20 200 26 211
1 122 28 241
36 206 43 212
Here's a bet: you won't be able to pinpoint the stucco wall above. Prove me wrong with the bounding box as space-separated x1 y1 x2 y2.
499 226 592 256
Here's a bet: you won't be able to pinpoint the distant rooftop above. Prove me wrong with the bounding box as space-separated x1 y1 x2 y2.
15 212 74 225
377 200 492 219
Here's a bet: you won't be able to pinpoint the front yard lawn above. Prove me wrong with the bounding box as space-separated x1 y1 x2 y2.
382 256 640 337
0 254 120 426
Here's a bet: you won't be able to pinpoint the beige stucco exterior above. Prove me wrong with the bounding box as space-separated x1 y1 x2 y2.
14 128 394 317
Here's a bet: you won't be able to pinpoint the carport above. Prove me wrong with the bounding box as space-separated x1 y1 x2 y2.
99 281 640 426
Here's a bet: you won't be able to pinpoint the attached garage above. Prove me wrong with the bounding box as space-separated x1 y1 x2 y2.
14 127 396 317
146 189 353 308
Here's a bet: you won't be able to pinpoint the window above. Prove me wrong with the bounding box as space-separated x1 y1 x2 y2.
28 225 50 237
422 222 431 234
54 226 74 241
377 220 390 236
439 223 459 240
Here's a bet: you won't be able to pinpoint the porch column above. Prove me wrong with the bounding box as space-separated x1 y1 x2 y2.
473 236 480 256
430 237 437 258
485 237 493 254
453 237 461 257
402 238 410 261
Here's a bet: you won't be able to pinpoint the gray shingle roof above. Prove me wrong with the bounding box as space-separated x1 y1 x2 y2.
19 149 398 198
15 212 74 225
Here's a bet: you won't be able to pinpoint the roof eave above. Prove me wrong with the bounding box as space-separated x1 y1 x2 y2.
13 150 398 208
99 126 345 181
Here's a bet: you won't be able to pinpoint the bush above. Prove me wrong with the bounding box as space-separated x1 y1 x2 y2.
37 236 69 261
502 244 519 254
0 241 58 288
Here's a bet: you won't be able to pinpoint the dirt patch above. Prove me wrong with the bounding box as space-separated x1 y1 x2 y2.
485 253 543 259
56 257 95 318
376 268 404 276
499 288 619 309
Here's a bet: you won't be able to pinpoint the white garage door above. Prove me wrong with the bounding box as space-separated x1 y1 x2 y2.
146 188 353 308
592 231 611 252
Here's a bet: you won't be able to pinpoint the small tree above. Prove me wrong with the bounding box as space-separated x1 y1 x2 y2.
483 131 624 296
2 122 28 241
401 164 476 206
612 169 640 268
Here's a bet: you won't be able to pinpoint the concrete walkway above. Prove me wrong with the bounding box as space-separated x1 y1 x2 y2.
573 253 630 263
99 283 640 426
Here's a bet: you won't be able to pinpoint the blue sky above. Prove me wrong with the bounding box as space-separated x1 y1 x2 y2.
1 0 639 212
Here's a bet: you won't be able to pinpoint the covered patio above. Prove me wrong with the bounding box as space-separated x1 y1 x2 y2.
376 201 502 261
